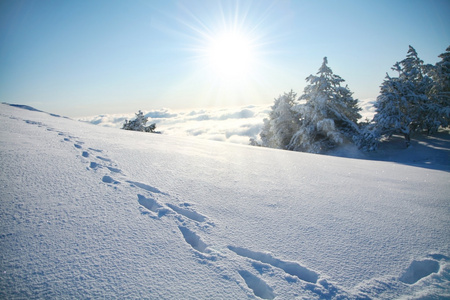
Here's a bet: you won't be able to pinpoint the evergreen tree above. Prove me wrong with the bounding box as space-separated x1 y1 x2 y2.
371 46 433 147
372 74 415 146
122 110 157 133
436 46 450 96
400 46 435 132
426 45 450 132
260 90 300 149
288 57 361 153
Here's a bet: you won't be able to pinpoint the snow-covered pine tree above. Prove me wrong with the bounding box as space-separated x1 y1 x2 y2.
426 45 450 132
122 110 157 133
259 90 300 149
436 46 450 97
371 73 414 146
371 46 433 147
288 57 361 153
400 46 435 133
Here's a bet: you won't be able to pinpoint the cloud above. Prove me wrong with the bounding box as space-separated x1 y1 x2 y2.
79 114 130 128
217 108 255 120
145 109 178 119
358 98 377 121
79 100 374 145
79 105 270 144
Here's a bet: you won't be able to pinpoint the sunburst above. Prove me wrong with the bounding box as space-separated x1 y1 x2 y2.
206 31 255 80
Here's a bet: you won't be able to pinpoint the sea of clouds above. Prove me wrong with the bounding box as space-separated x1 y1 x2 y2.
79 99 376 145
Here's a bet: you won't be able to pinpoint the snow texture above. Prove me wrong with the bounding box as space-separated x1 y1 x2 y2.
1 103 449 299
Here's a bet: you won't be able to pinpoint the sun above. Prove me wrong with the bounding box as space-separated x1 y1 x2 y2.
206 32 255 80
171 1 275 105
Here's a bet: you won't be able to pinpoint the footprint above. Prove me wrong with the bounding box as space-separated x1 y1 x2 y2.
428 254 449 261
106 166 121 173
238 270 275 300
102 175 120 184
228 246 318 284
96 156 111 162
82 151 89 158
74 144 82 149
137 195 170 218
138 194 162 212
127 180 168 195
88 148 103 153
166 203 207 222
252 261 273 275
25 120 43 126
399 259 440 284
178 226 209 253
89 162 101 169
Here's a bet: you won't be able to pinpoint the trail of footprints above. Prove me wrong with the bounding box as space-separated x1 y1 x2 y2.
57 127 342 299
50 122 320 298
22 117 447 300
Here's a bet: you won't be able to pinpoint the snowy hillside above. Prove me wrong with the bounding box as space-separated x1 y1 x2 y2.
1 103 449 299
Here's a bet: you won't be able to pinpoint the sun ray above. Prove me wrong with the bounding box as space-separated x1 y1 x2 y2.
158 0 287 108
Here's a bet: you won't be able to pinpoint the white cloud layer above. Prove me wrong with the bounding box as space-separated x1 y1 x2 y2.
79 99 376 145
79 105 271 145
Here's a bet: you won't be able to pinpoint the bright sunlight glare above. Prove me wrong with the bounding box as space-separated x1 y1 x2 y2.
173 0 274 106
206 32 255 80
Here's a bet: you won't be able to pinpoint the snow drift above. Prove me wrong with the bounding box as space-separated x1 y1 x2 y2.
0 103 449 299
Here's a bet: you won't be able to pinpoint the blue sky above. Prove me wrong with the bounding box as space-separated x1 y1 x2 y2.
1 0 449 117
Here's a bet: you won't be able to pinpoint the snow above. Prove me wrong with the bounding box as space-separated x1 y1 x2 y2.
1 103 449 299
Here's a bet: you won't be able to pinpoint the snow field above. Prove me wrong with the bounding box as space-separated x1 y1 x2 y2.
1 104 449 299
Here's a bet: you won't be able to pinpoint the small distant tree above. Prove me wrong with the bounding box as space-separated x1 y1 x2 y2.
122 110 157 133
259 90 300 149
288 57 361 153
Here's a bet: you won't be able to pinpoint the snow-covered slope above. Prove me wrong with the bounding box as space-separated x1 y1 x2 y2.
1 103 449 299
